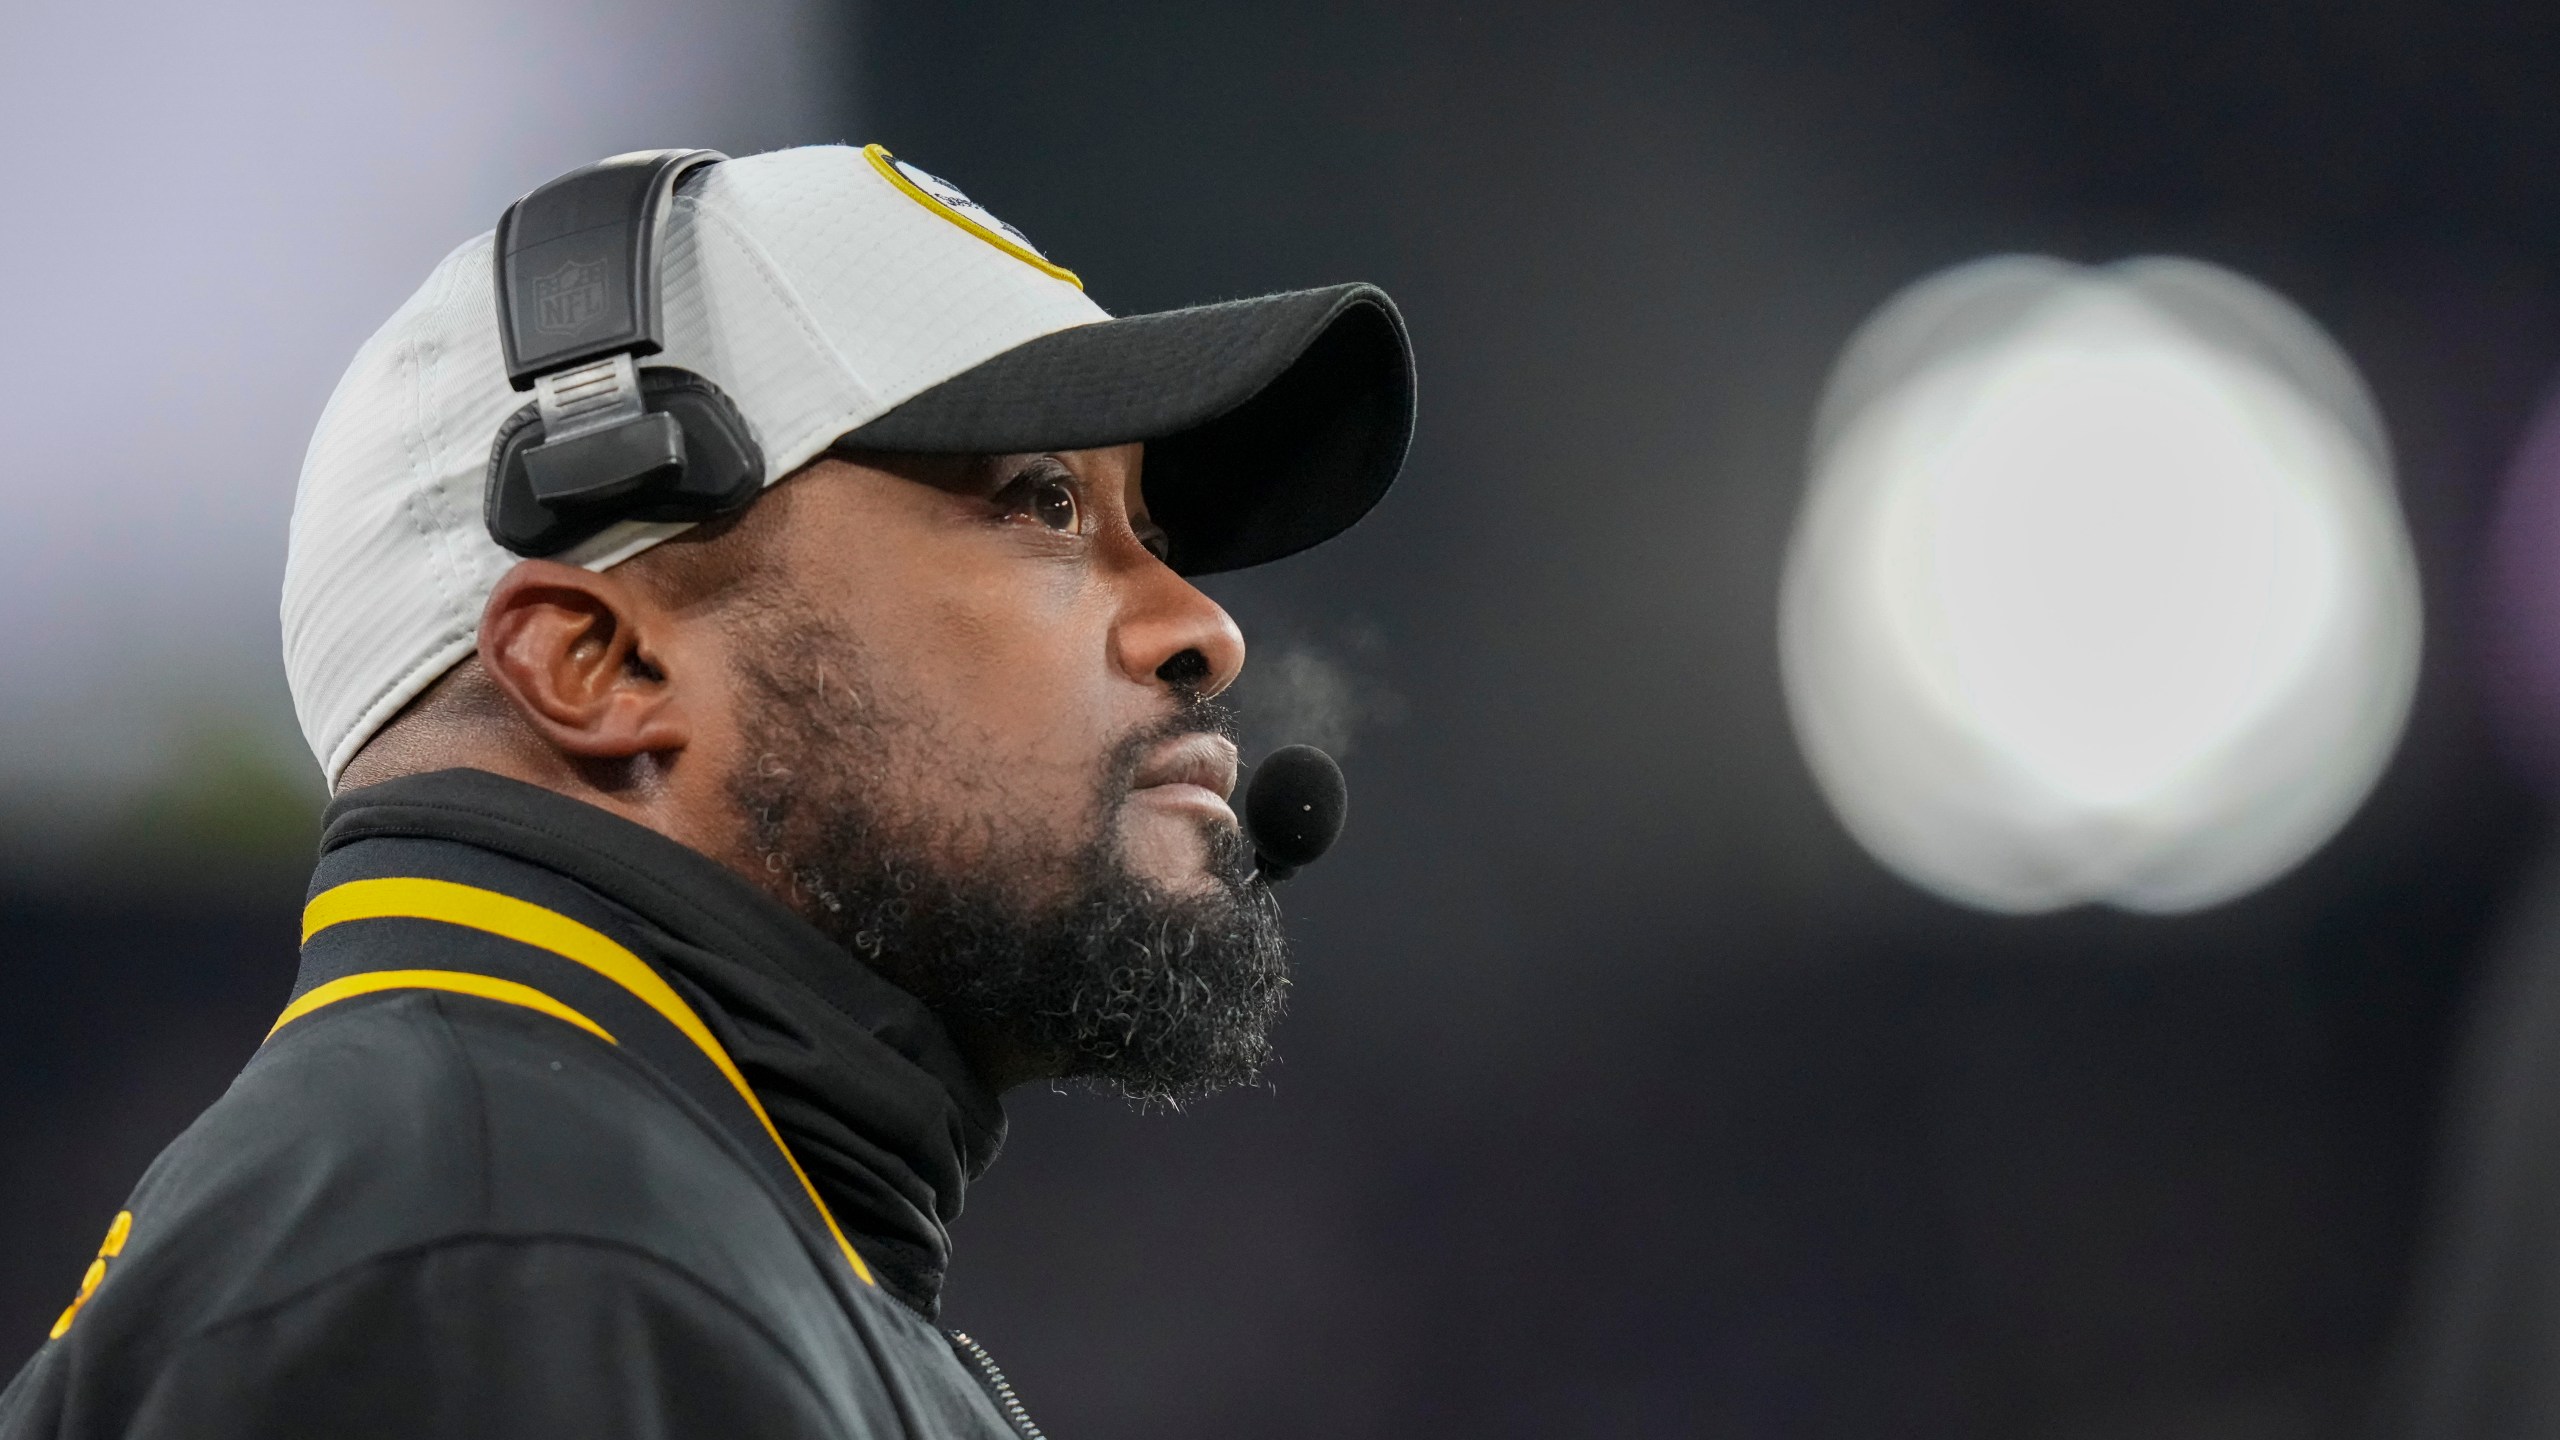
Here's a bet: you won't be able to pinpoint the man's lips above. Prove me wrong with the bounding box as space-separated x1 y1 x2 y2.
1128 732 1242 822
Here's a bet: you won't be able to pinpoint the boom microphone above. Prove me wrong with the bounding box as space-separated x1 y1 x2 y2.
1242 744 1348 884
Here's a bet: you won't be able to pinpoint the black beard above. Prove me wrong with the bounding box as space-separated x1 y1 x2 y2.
725 617 1290 1104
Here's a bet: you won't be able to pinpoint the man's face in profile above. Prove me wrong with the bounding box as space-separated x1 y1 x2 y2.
697 442 1289 1102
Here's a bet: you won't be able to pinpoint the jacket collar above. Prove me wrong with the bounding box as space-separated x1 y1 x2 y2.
314 767 1006 1318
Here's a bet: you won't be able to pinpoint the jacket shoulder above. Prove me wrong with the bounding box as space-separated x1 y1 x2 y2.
59 990 824 1353
1 982 1009 1440
5 1234 897 1440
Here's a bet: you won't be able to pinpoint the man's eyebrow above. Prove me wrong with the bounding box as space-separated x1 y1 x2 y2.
989 451 1070 489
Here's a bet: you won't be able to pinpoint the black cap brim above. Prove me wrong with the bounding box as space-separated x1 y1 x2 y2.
832 283 1413 575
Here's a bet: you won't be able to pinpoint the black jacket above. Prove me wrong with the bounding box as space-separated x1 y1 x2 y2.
0 769 1046 1439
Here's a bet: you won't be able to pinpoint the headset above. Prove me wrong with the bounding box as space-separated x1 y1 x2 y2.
485 150 766 557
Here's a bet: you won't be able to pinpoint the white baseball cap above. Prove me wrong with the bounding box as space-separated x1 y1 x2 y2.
283 143 1413 786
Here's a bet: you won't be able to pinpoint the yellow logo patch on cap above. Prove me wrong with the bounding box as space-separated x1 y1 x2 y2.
863 144 1082 289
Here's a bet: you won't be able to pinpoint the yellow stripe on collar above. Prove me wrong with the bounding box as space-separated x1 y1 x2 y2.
293 876 876 1289
272 969 616 1045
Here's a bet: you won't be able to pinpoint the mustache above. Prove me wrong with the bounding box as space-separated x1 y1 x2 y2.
1103 692 1240 793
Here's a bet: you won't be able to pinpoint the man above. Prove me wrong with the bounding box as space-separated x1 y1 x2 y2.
0 144 1410 1438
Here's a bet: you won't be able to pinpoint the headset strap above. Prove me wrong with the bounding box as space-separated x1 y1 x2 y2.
486 150 728 509
493 148 725 388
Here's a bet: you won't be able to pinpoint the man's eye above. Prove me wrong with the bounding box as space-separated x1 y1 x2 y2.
1027 477 1080 533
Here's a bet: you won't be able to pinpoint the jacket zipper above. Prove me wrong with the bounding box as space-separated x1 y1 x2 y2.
945 1329 1049 1440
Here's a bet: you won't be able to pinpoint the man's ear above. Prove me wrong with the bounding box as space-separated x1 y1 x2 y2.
477 559 690 763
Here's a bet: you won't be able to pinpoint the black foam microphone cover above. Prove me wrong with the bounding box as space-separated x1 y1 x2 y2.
1243 744 1348 883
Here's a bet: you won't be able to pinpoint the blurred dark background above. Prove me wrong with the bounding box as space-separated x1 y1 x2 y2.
13 3 2560 1437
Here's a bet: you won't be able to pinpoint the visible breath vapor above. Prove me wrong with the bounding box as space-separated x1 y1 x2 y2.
1230 633 1403 760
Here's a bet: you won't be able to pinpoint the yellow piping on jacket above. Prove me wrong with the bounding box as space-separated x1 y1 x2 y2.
284 876 875 1288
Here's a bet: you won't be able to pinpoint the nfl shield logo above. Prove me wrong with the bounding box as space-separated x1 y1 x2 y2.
533 258 610 336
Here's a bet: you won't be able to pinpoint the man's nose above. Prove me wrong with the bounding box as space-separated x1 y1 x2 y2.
1113 562 1246 699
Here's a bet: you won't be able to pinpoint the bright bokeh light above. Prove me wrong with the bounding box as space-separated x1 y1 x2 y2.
1780 256 2421 913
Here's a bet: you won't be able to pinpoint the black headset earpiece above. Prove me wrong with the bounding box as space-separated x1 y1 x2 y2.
484 149 765 558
